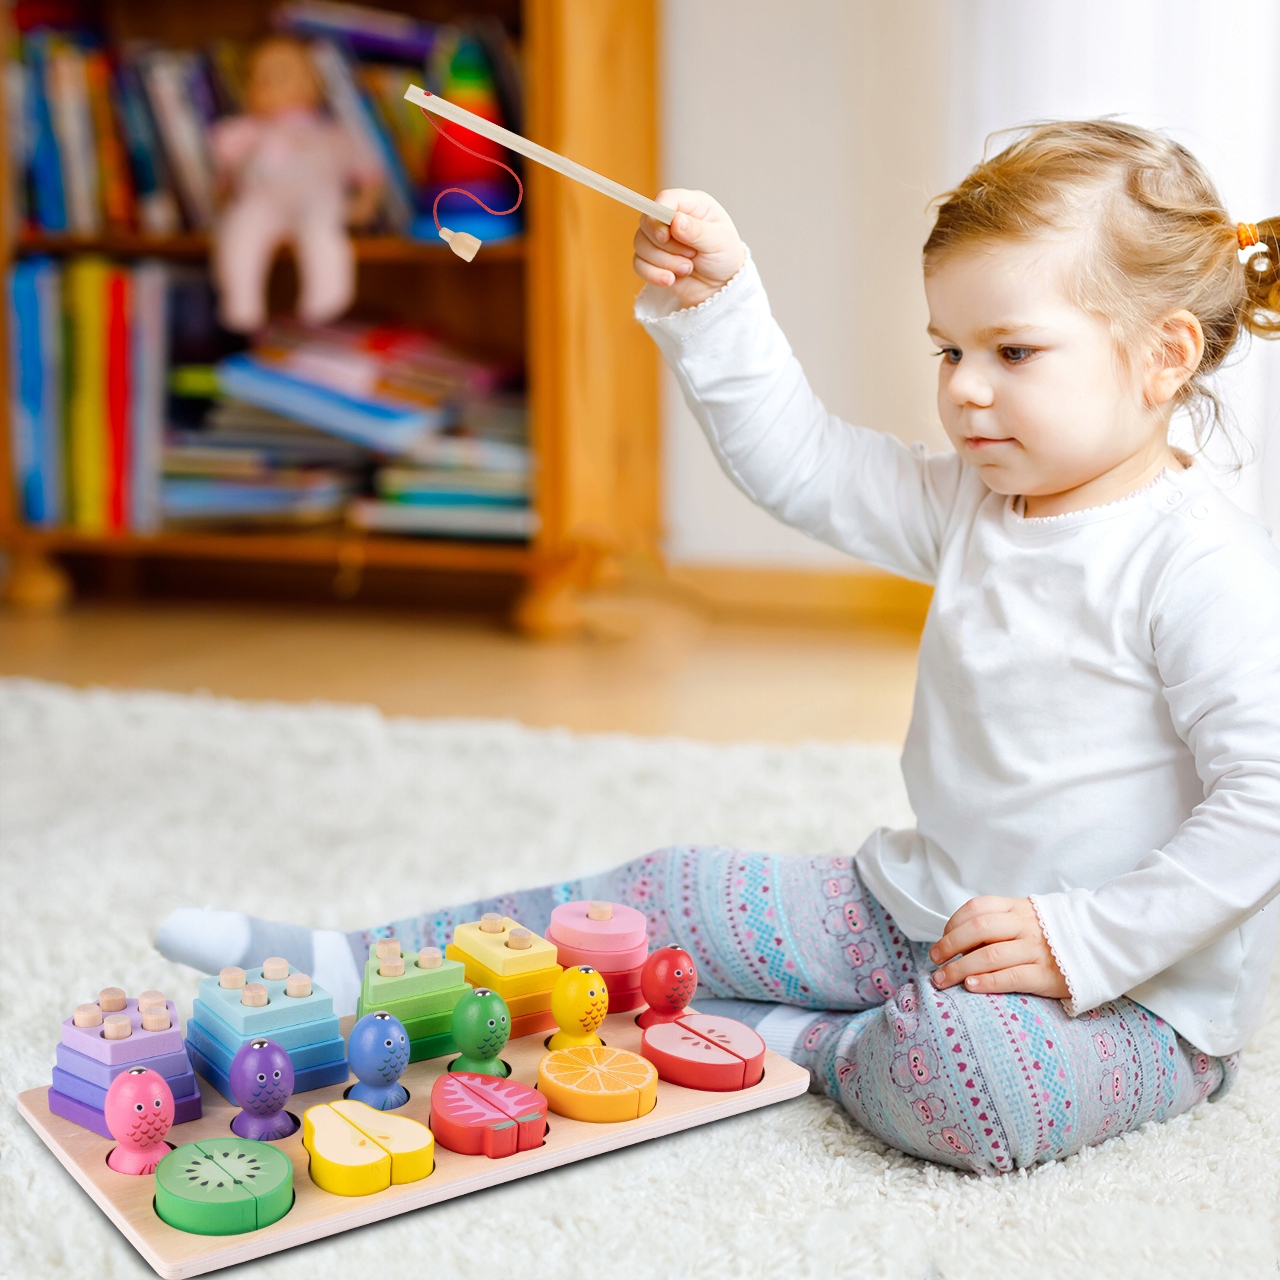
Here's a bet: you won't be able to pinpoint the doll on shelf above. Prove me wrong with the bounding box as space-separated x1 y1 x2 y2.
211 36 383 333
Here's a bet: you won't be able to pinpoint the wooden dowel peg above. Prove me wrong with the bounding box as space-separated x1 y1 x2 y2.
286 972 313 998
241 983 269 1008
506 927 532 950
416 948 443 969
142 1006 171 1032
587 902 613 921
98 987 126 1012
479 914 504 934
375 939 401 961
261 957 289 982
219 967 246 990
73 1003 103 1028
103 1013 132 1040
379 956 405 977
137 990 166 1010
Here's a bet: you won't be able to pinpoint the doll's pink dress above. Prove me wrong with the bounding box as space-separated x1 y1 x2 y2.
211 110 380 332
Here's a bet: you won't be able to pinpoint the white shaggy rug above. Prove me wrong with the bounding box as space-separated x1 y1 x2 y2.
1 678 1277 1280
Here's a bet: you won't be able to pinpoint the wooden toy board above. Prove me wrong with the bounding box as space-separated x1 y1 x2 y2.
18 1010 809 1279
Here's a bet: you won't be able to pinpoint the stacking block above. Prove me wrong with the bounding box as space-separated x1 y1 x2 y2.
197 965 333 1037
399 1008 455 1041
442 954 563 1002
186 1039 349 1105
447 917 559 977
409 1031 456 1063
187 1019 345 1078
360 950 466 1006
54 1042 193 1090
61 999 185 1066
547 900 647 951
509 1010 557 1039
49 1085 203 1139
548 935 648 972
52 1065 198 1111
191 1001 341 1056
356 986 470 1022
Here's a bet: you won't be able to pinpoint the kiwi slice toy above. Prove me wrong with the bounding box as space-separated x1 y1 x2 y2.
155 1139 292 1235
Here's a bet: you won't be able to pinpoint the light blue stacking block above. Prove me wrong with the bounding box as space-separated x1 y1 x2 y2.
197 965 334 1037
191 999 341 1054
186 1018 346 1078
186 1039 349 1105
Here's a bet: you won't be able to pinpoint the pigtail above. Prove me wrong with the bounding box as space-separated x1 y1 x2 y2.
1241 218 1280 339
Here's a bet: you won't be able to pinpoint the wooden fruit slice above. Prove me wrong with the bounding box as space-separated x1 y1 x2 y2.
154 1145 257 1236
537 1045 657 1123
330 1100 434 1184
195 1139 294 1229
303 1103 390 1197
430 1071 548 1158
677 1014 765 1087
640 1013 767 1091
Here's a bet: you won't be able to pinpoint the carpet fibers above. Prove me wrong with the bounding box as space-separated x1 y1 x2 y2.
1 678 1276 1280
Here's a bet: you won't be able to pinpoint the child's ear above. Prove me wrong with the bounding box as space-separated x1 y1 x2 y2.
1145 310 1205 408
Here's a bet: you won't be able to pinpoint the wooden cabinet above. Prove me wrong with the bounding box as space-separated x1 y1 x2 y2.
0 0 661 633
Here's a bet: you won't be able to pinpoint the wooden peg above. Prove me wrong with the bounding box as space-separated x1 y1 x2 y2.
587 902 613 921
141 1005 171 1032
506 927 532 950
379 956 405 977
416 948 443 969
375 939 401 961
261 957 289 982
73 1003 103 1028
137 989 166 1010
241 983 269 1008
479 914 504 934
219 966 246 990
98 987 126 1012
103 1013 132 1040
438 226 481 261
286 972 313 998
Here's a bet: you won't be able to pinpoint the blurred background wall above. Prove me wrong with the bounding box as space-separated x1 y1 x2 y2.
659 0 1280 568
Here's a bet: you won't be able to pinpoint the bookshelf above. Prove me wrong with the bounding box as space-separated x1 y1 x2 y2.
0 0 662 635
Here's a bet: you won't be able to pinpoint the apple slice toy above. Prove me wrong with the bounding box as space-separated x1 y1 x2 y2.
640 1013 765 1091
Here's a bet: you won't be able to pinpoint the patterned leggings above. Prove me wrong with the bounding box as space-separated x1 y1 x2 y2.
349 847 1235 1175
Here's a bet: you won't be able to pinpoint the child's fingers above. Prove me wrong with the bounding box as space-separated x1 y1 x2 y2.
636 217 696 255
932 938 1031 988
632 255 676 288
940 895 1015 936
959 964 1048 996
930 912 1021 963
633 237 694 277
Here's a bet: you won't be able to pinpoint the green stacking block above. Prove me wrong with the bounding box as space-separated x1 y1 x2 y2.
361 951 467 1005
357 982 470 1023
408 1031 456 1063
400 1008 455 1041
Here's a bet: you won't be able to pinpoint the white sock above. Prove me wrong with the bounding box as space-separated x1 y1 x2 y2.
155 907 252 975
755 1005 821 1062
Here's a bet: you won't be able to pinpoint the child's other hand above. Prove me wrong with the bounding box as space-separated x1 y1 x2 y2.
929 897 1070 999
633 189 746 309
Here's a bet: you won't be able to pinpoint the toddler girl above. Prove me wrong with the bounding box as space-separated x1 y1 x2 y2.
161 121 1280 1175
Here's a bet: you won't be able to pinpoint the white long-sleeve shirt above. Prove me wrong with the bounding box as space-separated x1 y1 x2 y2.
638 256 1280 1056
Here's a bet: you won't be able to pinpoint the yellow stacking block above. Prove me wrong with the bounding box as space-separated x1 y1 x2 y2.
444 945 563 1001
448 917 559 977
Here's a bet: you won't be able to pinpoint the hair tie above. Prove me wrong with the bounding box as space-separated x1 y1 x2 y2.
1238 222 1260 250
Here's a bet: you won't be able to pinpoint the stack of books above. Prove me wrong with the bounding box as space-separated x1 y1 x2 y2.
6 3 522 241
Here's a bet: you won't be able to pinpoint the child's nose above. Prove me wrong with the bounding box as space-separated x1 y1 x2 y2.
946 363 995 409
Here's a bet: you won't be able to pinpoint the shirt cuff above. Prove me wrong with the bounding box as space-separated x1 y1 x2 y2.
633 248 756 338
1028 890 1110 1018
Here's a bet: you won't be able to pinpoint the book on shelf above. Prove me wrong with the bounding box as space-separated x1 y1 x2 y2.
349 499 536 539
7 4 525 242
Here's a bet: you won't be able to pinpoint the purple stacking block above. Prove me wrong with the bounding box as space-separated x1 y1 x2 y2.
61 999 184 1065
52 1065 198 1110
48 1084 203 1139
54 1041 193 1089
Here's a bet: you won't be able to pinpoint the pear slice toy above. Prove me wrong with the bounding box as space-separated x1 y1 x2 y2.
404 83 676 261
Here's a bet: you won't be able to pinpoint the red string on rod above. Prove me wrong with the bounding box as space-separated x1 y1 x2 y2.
418 95 524 233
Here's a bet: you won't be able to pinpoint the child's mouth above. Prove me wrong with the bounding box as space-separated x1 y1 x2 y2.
964 435 1014 449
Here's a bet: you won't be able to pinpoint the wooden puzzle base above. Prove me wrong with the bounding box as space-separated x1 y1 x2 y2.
18 1010 809 1279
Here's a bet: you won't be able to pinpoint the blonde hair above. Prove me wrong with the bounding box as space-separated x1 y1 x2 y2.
923 120 1280 447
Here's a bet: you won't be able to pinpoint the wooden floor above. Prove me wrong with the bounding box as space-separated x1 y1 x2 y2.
0 592 920 744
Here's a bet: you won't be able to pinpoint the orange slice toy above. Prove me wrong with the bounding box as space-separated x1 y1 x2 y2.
537 1045 657 1123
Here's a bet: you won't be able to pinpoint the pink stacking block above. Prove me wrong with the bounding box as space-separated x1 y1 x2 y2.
60 999 185 1066
546 931 649 972
548 900 647 951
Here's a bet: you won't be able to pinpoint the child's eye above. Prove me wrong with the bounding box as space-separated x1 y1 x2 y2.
934 348 962 365
1001 346 1035 364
